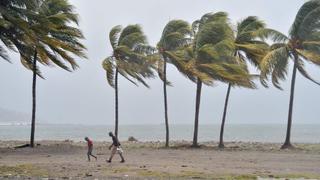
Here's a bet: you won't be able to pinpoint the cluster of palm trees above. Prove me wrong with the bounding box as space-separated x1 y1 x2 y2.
1 0 320 149
0 0 86 147
102 0 320 149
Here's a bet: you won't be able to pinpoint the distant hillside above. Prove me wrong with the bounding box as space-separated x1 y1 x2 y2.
0 108 30 125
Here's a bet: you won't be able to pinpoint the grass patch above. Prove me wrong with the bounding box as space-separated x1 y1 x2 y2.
0 164 48 177
271 173 320 179
100 166 320 180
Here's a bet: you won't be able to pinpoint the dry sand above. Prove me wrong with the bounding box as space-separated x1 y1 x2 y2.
0 140 320 179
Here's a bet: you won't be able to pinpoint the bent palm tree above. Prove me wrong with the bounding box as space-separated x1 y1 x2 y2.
260 0 320 149
20 0 87 147
102 24 154 138
166 12 254 147
218 16 269 148
155 20 192 147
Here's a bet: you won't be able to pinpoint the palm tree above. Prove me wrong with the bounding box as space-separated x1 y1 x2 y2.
166 12 254 147
102 24 155 138
154 20 192 147
0 0 38 62
260 0 320 149
218 16 269 148
20 0 87 147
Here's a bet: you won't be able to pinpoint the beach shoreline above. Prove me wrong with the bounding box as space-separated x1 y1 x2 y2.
0 140 320 179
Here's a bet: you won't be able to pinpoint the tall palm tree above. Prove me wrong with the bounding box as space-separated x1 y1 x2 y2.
20 0 87 147
218 16 269 148
260 0 320 149
166 12 254 147
155 20 192 147
102 24 154 138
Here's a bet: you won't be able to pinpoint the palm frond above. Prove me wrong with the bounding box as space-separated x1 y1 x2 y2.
289 0 320 38
109 25 122 49
102 57 115 88
297 49 320 66
237 16 266 37
296 58 320 86
260 46 289 89
256 28 289 43
118 24 147 48
0 46 10 62
133 43 156 55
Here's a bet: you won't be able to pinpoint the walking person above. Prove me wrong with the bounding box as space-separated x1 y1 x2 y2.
85 137 97 161
107 132 125 163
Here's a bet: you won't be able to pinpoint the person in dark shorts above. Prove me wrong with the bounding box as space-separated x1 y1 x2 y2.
84 137 97 161
107 132 125 163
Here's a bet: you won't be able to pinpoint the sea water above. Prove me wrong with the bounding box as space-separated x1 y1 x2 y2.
0 124 319 143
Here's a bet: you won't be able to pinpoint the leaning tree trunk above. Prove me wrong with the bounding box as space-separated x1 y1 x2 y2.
114 67 119 138
281 57 298 149
30 50 38 148
192 78 202 147
219 83 232 148
163 60 169 147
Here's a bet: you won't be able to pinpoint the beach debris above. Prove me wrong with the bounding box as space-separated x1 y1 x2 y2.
128 136 138 142
64 139 73 143
139 165 146 168
85 173 93 177
191 176 201 179
181 165 188 167
14 144 30 149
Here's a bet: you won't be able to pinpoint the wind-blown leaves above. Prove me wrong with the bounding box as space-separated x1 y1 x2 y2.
109 25 122 50
297 49 320 66
260 46 289 89
154 20 192 85
0 46 10 62
290 0 320 38
295 58 320 85
102 57 115 88
102 24 155 88
261 0 320 89
256 28 289 43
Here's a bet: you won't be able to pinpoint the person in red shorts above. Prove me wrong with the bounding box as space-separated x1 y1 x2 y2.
84 137 97 161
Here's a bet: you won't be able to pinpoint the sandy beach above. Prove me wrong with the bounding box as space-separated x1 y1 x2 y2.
0 141 320 179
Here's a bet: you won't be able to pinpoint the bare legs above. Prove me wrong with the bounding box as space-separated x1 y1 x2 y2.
87 147 97 161
107 146 125 163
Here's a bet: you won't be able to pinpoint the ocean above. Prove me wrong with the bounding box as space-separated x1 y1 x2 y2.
0 124 319 143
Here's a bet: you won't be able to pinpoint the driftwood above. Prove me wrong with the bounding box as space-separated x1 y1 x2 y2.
14 143 41 149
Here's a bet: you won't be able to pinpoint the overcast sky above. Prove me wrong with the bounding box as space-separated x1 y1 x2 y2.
0 0 319 125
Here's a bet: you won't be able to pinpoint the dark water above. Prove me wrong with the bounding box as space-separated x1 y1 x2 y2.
0 124 319 143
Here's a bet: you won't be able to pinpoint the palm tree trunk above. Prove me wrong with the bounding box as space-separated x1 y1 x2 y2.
281 57 298 149
219 83 232 148
30 49 37 148
163 61 169 147
115 67 119 138
192 78 202 147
